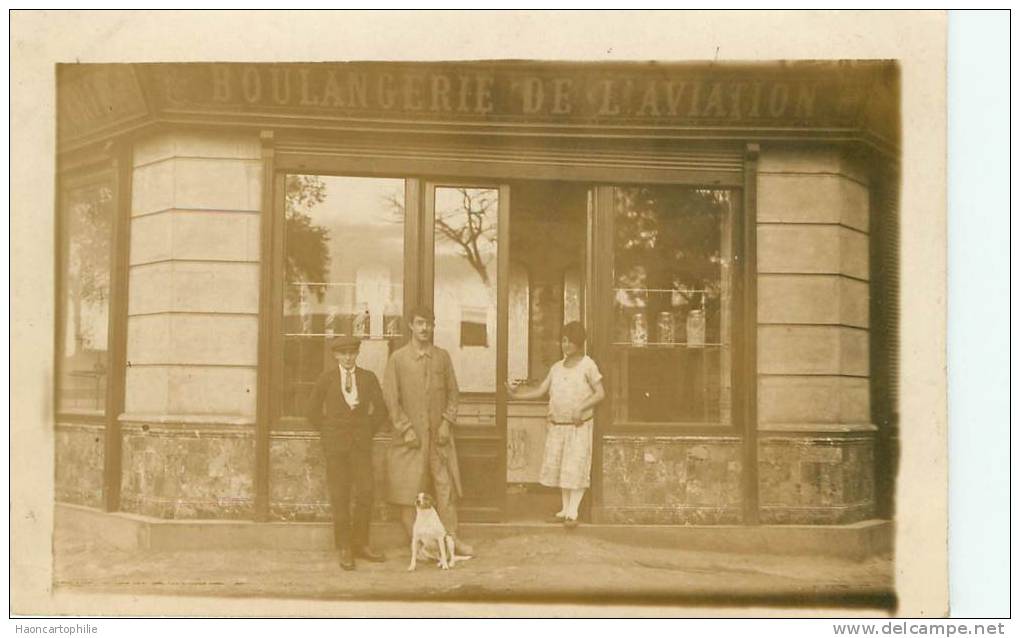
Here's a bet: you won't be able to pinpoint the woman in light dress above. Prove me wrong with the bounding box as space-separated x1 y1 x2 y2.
507 322 605 528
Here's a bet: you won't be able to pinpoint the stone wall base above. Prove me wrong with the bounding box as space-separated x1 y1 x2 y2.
269 432 394 522
758 433 876 524
63 423 877 525
55 422 106 508
118 422 255 519
599 435 743 524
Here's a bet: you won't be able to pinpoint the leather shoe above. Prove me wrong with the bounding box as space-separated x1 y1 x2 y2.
354 545 386 562
338 547 355 571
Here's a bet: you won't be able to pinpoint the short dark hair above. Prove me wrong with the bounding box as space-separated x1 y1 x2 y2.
408 305 435 323
562 321 587 348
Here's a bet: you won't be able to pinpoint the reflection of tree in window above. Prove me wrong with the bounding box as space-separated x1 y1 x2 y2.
437 189 497 286
419 187 499 394
388 187 497 286
281 175 406 416
611 186 733 424
284 175 331 307
60 184 113 411
67 187 112 351
614 187 726 311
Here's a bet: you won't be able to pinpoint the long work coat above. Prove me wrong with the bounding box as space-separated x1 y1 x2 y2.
382 342 463 505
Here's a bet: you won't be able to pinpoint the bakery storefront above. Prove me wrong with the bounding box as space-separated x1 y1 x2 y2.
55 61 899 534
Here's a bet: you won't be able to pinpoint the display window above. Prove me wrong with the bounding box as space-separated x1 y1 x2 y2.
56 176 115 416
280 174 406 417
608 186 736 426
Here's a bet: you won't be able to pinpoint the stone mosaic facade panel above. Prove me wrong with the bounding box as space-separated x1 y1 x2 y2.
599 436 743 524
119 425 255 519
268 433 393 523
758 435 875 524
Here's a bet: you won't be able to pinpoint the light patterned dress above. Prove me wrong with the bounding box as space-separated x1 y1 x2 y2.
539 355 603 490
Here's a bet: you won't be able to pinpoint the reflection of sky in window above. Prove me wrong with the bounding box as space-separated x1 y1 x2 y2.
318 176 403 226
310 176 405 285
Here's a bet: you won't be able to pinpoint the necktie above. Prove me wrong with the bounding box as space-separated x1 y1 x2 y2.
344 369 353 394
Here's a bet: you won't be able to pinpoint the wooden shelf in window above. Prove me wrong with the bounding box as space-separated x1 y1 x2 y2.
613 288 712 294
611 342 724 348
284 333 402 340
286 281 401 288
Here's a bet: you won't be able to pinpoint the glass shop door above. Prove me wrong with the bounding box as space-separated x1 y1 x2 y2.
422 182 510 523
503 181 591 522
422 180 592 522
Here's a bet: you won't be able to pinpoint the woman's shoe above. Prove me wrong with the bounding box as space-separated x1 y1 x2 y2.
563 517 579 529
546 513 566 524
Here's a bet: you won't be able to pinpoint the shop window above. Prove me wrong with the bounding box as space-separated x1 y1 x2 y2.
57 178 114 415
432 187 499 393
610 186 735 425
281 174 405 417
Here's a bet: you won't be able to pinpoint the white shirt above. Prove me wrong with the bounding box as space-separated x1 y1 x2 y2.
339 365 359 407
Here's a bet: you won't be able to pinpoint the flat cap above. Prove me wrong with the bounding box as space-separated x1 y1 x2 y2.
330 335 362 352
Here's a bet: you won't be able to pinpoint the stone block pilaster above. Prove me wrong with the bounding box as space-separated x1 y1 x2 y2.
754 145 876 524
120 132 262 519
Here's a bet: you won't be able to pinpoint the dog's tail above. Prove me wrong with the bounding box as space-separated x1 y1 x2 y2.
445 535 474 561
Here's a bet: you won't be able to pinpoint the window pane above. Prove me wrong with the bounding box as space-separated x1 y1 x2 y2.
58 182 114 414
433 187 498 393
611 186 734 424
282 175 405 417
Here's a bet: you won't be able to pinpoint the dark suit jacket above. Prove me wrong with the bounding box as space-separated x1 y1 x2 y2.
305 366 388 451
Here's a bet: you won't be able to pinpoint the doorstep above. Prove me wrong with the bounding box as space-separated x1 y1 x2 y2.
56 502 892 561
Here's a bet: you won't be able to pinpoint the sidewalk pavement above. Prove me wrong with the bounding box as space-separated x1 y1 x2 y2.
53 515 895 612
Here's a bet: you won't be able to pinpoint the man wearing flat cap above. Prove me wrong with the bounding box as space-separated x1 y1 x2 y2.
305 335 388 570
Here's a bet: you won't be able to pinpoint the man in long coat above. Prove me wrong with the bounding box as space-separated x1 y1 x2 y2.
305 335 388 570
382 306 473 555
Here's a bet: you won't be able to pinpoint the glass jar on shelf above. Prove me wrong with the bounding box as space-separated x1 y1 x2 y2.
613 288 631 344
336 285 355 336
383 300 402 338
686 308 705 348
353 302 370 337
630 311 648 346
670 289 687 344
324 305 339 337
657 311 674 345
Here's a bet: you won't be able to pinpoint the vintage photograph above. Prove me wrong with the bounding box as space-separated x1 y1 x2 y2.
50 57 899 609
12 10 950 618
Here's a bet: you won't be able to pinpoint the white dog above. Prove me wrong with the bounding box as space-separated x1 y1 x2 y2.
408 492 473 571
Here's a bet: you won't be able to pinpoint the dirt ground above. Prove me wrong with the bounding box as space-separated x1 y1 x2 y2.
52 519 895 611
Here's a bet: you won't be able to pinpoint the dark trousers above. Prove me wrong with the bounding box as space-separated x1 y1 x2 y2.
321 431 374 550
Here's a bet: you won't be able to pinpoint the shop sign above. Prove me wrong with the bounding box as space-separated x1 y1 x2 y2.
149 62 888 127
57 62 898 146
